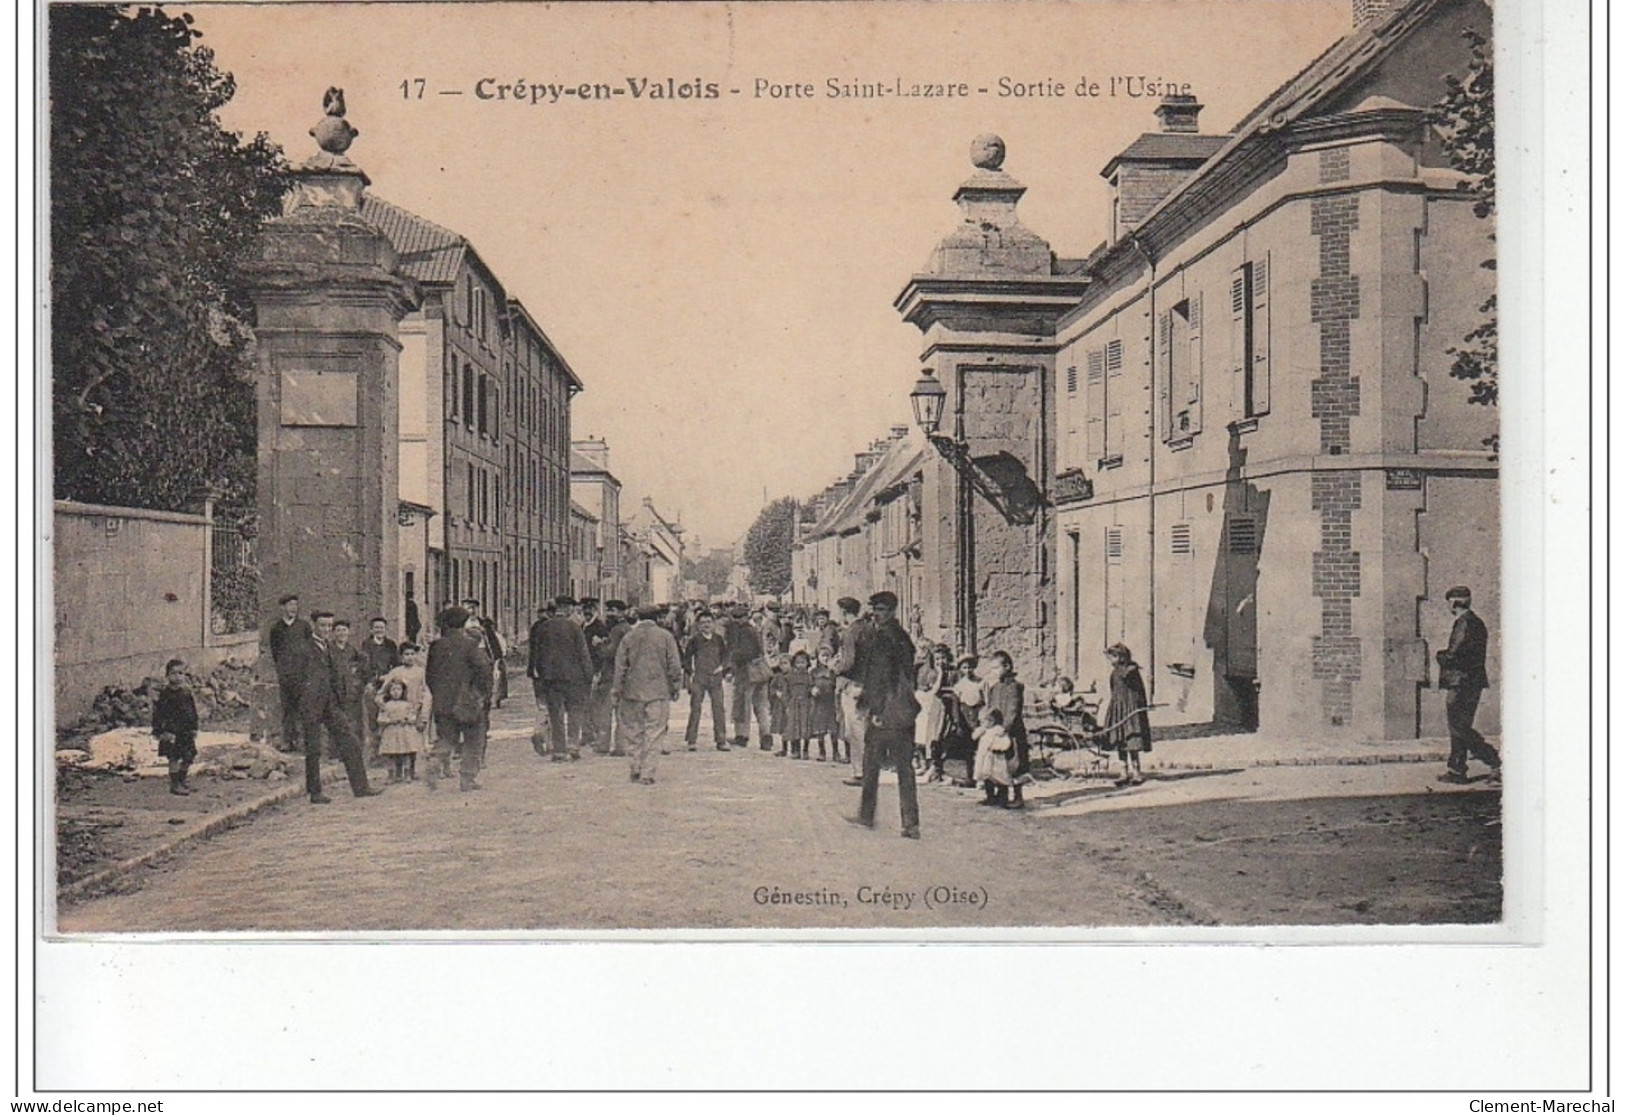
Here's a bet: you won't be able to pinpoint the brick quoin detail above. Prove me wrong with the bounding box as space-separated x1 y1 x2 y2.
1319 146 1351 184
1310 195 1363 726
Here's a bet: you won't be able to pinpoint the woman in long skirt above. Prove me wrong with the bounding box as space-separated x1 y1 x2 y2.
1103 643 1152 786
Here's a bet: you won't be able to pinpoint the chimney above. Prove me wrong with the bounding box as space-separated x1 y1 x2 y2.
1353 0 1401 27
890 424 910 440
1154 94 1202 134
1102 92 1229 242
572 437 610 469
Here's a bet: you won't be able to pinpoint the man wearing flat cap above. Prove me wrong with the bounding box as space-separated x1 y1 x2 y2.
527 594 593 761
845 591 921 838
1435 585 1500 784
267 592 313 753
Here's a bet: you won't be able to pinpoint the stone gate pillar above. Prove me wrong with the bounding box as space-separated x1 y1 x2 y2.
242 91 419 632
894 136 1088 682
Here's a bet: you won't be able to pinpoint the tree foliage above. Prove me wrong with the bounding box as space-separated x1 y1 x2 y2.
682 551 734 596
742 498 799 597
51 6 287 511
1428 28 1497 439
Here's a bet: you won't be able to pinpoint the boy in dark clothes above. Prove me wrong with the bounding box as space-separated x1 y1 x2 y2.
152 658 199 796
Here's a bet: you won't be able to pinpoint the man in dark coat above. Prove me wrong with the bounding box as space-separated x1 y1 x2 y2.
403 589 422 646
267 593 312 753
847 591 921 838
360 616 399 761
528 595 594 761
297 612 381 804
426 605 495 791
1436 585 1500 784
724 603 771 749
580 598 609 751
463 598 507 709
682 610 731 751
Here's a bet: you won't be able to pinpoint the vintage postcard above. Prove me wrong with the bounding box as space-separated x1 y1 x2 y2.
30 0 1595 1094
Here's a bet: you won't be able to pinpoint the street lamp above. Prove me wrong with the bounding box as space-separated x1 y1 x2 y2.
909 371 947 438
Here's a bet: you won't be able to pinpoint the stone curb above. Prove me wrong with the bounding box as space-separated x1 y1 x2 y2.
57 766 322 905
1050 750 1451 776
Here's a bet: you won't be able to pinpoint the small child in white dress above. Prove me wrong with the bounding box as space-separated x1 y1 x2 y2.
375 678 426 783
972 707 1014 807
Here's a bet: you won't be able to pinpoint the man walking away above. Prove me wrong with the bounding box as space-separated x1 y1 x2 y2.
425 605 495 792
683 610 730 751
267 593 311 754
528 595 594 761
847 592 921 838
1436 585 1500 784
613 604 684 785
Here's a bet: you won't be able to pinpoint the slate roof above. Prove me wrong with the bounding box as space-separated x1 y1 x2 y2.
805 432 925 541
1101 133 1230 178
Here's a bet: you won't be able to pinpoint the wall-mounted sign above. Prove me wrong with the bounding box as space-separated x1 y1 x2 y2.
1053 468 1094 504
282 370 359 427
1385 468 1424 491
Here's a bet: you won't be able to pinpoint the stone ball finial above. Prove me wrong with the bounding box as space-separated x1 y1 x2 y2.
311 86 358 156
970 134 1006 171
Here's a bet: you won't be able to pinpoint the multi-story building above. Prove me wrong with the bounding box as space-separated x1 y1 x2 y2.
1050 0 1497 741
569 437 624 603
364 197 581 639
627 497 684 604
568 500 601 602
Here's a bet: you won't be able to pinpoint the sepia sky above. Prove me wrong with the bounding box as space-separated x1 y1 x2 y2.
186 0 1351 550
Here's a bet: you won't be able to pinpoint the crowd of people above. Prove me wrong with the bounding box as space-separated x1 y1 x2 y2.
245 577 1499 823
253 583 1174 835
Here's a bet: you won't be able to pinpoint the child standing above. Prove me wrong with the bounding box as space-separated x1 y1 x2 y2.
810 648 840 762
374 678 425 783
971 707 1015 807
783 650 815 760
152 659 199 796
984 650 1030 808
769 659 790 757
947 654 986 787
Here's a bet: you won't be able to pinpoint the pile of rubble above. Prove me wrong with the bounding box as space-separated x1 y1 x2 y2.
56 729 292 781
59 658 261 743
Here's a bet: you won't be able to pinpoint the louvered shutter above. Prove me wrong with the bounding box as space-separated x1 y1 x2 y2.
1230 268 1249 416
1105 340 1125 456
1157 310 1173 441
1085 349 1105 463
1252 254 1271 415
1187 292 1203 433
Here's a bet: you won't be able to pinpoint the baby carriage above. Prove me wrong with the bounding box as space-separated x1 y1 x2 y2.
1027 690 1111 780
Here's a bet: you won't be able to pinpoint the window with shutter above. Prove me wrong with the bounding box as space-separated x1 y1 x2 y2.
1231 266 1251 417
1104 339 1124 457
1106 527 1124 564
1086 349 1106 463
1252 255 1271 415
1066 365 1078 393
1187 292 1203 433
1157 310 1174 440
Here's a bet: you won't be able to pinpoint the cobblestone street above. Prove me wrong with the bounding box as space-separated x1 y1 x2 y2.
56 700 1502 933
